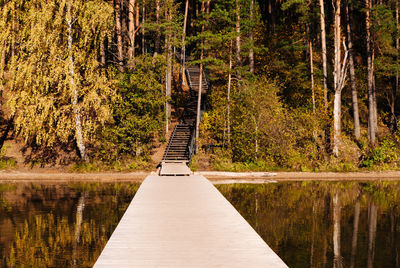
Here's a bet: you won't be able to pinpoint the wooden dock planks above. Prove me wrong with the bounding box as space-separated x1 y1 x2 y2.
94 175 287 267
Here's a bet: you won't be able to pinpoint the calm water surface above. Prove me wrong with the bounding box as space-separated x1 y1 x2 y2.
217 181 400 268
0 182 139 267
1 181 400 267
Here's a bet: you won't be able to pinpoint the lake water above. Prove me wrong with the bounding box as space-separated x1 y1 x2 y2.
1 180 399 267
0 182 139 267
217 181 400 268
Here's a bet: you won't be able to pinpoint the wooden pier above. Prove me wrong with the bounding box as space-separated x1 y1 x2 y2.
94 175 287 267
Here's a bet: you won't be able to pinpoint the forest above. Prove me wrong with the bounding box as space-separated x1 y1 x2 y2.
0 0 399 171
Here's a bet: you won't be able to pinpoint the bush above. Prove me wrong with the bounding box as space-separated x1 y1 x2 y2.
94 55 166 162
361 137 398 168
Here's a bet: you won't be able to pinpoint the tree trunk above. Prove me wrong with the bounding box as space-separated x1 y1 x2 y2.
306 22 315 114
319 0 328 110
367 202 377 268
392 1 399 132
332 0 347 157
235 0 241 68
345 2 361 139
154 0 161 55
0 48 5 79
100 38 106 66
181 0 189 86
350 201 360 268
115 0 124 71
165 4 172 132
142 0 145 54
366 0 376 144
249 0 255 73
128 0 136 60
333 193 342 268
333 91 342 157
11 2 15 60
227 40 233 149
255 120 258 159
195 1 206 153
67 1 88 161
267 0 275 33
135 0 139 27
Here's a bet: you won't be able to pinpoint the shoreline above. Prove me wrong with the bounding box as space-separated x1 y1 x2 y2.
1 170 400 183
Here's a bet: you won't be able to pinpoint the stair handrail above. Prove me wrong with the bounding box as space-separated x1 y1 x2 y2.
187 125 196 160
185 66 209 93
162 126 178 161
185 68 193 90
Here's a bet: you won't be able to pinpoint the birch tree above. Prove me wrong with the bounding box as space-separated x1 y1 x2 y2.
195 0 207 152
332 0 348 157
8 0 115 161
249 0 255 73
128 0 136 60
236 0 241 77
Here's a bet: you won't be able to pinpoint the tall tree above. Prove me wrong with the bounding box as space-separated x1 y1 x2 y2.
249 0 255 73
8 0 115 161
319 0 328 110
67 0 87 161
393 0 399 132
235 0 241 70
142 0 145 54
165 0 173 132
195 0 207 152
154 0 161 55
366 0 377 144
227 39 233 149
345 1 360 139
332 0 349 157
306 17 315 113
115 0 124 71
128 0 136 60
181 0 189 85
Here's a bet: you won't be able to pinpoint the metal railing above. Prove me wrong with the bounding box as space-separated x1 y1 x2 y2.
162 126 178 161
187 125 196 161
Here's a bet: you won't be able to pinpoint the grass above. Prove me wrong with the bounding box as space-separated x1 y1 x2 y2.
0 157 17 170
70 157 153 172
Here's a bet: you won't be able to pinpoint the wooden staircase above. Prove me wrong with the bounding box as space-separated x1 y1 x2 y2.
162 124 193 162
159 64 209 175
186 66 209 94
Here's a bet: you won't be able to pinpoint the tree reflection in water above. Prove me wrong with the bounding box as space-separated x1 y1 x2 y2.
2 181 400 267
217 181 400 268
0 182 139 267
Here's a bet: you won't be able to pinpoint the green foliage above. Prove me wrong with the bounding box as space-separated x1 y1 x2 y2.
201 77 326 170
0 145 16 169
4 0 115 152
70 157 152 172
361 137 399 168
95 55 166 162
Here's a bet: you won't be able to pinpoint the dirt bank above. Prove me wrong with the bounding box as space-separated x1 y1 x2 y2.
1 170 400 183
